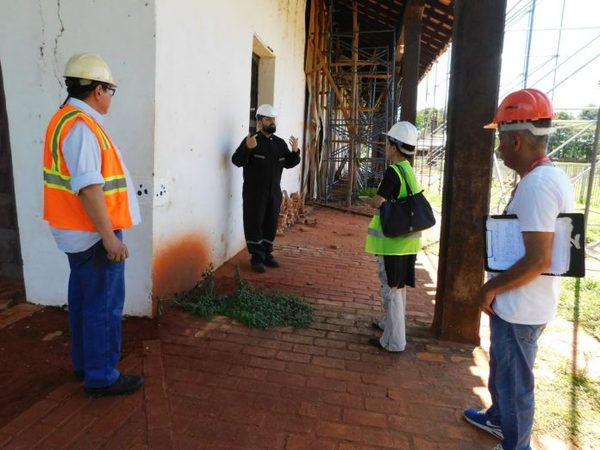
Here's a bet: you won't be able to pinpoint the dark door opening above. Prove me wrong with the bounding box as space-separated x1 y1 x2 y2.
0 60 23 279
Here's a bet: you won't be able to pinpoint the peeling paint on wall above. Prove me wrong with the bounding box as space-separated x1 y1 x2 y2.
152 233 211 302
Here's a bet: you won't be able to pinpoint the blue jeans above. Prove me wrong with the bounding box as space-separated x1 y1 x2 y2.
487 314 545 450
66 231 124 388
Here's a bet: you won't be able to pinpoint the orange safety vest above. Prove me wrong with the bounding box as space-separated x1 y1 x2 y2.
43 105 133 231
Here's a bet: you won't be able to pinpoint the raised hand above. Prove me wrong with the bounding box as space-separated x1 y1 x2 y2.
289 136 299 152
246 133 258 150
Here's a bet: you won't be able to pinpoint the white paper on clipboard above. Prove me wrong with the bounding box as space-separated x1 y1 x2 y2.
485 216 573 275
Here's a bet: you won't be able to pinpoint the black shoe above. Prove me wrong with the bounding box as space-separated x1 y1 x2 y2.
368 338 385 350
74 370 85 379
251 262 266 273
264 256 280 268
84 374 144 398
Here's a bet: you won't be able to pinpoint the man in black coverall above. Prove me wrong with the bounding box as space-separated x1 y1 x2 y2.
232 104 301 273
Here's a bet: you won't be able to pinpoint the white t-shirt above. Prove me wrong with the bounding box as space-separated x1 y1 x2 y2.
492 164 574 325
49 98 141 253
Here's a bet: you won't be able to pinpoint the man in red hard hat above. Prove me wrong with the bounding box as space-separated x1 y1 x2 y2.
463 89 574 450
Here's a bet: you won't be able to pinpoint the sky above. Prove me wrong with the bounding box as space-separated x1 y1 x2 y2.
417 0 600 114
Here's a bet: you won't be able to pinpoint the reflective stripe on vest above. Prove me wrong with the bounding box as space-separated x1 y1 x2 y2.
43 106 132 231
364 161 422 256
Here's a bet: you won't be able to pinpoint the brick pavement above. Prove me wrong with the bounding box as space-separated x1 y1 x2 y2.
0 206 519 449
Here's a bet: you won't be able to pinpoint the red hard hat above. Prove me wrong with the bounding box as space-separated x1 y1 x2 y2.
484 88 555 130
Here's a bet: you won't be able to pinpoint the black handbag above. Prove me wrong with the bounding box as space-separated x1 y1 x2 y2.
379 164 436 237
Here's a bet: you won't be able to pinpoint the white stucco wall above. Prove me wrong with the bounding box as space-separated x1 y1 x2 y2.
0 0 156 315
0 0 306 314
152 0 306 297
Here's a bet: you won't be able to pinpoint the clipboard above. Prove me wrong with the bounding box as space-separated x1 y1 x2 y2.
485 213 585 277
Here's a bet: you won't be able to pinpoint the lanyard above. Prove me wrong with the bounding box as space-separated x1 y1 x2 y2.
525 155 552 175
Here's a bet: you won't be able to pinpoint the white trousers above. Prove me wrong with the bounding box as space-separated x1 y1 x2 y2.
376 256 406 352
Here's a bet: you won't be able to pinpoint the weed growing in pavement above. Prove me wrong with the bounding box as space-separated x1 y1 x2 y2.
177 265 314 329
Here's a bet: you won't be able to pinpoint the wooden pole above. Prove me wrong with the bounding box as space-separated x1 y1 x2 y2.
399 0 424 124
432 0 507 344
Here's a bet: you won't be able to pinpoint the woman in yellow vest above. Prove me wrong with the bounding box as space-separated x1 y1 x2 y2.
365 121 422 352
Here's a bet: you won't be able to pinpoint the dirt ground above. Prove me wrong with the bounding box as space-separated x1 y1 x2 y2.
0 306 157 428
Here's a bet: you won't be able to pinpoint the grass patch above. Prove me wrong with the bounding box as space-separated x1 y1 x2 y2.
357 186 378 198
559 278 600 340
535 351 600 449
177 266 314 329
422 187 443 210
535 277 600 449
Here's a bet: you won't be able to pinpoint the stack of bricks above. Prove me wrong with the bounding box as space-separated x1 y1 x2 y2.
277 191 306 234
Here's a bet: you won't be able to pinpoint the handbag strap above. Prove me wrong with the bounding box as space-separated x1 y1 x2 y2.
389 163 414 199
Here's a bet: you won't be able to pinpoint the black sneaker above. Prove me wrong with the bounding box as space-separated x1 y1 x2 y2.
264 256 280 268
84 374 144 398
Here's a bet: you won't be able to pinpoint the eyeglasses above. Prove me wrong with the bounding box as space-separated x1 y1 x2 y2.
102 85 116 97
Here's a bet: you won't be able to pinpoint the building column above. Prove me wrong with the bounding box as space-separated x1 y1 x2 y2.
399 0 424 124
432 0 507 344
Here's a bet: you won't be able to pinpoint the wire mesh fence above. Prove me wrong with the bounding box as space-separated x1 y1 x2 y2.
413 155 600 246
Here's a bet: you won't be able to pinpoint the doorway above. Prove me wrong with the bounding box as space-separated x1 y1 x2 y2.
0 60 23 279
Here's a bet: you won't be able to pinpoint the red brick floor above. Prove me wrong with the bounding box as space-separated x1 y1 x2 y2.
0 207 512 449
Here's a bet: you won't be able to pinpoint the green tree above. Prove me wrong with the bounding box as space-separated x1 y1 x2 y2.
416 107 445 133
550 108 597 162
579 106 598 121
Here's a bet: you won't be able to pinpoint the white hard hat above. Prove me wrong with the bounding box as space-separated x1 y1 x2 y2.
384 121 418 154
256 104 277 118
64 53 117 86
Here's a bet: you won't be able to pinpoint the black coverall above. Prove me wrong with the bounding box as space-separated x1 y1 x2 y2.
232 132 301 263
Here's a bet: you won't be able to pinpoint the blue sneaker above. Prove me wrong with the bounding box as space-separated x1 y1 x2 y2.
463 408 503 440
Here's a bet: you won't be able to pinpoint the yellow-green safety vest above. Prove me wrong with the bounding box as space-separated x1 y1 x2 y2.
365 161 421 255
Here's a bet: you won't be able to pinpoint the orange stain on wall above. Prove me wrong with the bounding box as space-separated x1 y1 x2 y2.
152 233 211 306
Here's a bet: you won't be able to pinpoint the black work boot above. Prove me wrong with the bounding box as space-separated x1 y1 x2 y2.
250 255 266 273
264 255 280 268
84 374 144 398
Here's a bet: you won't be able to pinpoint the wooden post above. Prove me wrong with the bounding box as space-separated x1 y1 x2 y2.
432 0 507 344
399 0 424 124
